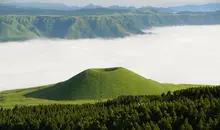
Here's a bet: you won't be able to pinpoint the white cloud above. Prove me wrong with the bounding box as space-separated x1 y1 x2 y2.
0 25 220 91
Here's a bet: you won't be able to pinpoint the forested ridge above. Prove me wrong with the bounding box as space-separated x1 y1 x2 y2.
1 86 220 129
0 10 220 42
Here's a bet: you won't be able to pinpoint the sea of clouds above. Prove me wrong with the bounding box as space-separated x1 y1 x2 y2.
0 25 220 91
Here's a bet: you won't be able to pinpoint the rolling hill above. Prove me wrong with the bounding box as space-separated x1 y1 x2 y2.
25 67 166 100
0 67 209 108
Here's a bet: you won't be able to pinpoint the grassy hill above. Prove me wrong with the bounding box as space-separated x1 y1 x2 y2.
25 67 166 100
0 67 209 108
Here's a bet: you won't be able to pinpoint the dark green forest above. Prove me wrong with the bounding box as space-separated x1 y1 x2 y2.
1 86 220 130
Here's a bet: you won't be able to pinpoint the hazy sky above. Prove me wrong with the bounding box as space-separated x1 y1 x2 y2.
1 0 220 7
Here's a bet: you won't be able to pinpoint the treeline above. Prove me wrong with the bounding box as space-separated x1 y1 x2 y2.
1 86 220 130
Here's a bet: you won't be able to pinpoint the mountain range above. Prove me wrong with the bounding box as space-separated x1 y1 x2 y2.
2 2 220 12
2 3 127 10
0 8 220 42
0 2 220 42
169 3 220 12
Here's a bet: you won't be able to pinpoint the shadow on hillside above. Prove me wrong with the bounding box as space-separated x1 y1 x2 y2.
24 82 102 101
24 83 64 101
23 82 97 101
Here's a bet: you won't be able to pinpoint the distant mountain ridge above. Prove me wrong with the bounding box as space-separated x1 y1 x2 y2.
2 2 220 12
169 3 220 12
0 3 220 42
2 3 114 10
2 2 80 10
0 9 220 42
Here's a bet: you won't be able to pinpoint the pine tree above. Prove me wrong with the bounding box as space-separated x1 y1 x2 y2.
142 123 152 130
180 118 193 130
159 118 172 130
197 119 204 130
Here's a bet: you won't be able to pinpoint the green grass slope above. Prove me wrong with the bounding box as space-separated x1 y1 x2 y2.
0 17 39 41
25 67 166 100
0 67 212 108
0 83 207 108
0 85 99 108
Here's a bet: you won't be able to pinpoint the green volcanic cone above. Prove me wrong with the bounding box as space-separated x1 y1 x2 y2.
25 67 166 100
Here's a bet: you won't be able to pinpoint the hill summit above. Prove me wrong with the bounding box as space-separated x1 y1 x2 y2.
25 67 167 100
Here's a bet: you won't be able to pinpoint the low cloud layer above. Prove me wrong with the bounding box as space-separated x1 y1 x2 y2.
0 25 220 91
